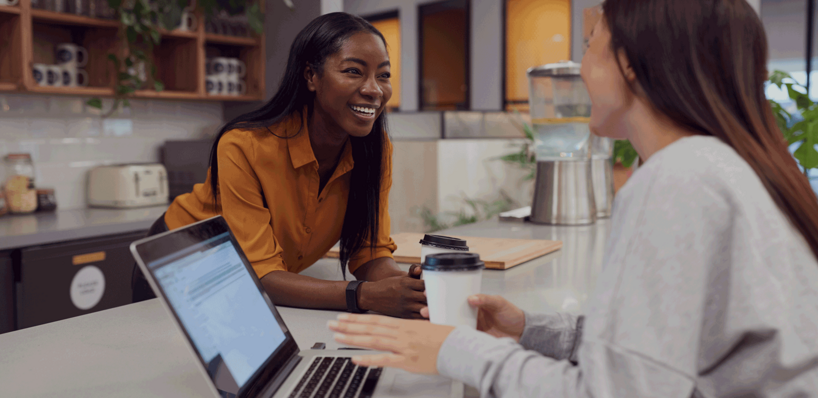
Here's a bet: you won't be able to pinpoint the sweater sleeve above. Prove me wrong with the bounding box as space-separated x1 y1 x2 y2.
519 312 584 363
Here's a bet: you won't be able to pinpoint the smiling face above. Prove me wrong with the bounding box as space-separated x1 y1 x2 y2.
580 18 634 139
306 32 393 138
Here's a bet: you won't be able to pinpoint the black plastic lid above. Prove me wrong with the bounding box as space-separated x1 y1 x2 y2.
422 252 484 271
419 234 469 251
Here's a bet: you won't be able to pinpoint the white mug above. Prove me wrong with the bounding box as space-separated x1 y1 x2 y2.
224 78 237 96
0 0 20 6
46 65 63 87
62 68 88 87
55 43 88 68
32 64 49 86
177 8 197 31
211 57 229 76
205 76 222 95
235 80 246 96
228 58 245 78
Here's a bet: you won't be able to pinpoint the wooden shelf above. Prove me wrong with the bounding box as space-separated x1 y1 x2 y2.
133 89 201 100
31 9 119 29
205 94 263 101
159 28 198 39
0 82 18 91
27 85 115 96
0 5 21 15
205 33 259 47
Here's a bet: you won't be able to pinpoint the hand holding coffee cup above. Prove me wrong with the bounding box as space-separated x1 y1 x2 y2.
422 252 484 328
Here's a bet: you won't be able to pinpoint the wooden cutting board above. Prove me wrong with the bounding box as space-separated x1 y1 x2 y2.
326 233 562 270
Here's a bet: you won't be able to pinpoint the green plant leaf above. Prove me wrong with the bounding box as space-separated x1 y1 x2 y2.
117 85 136 95
614 139 639 168
247 2 264 34
768 70 792 88
126 26 138 43
86 98 103 109
122 99 131 108
124 56 134 67
786 84 813 110
154 80 164 92
150 29 161 44
107 53 121 69
107 0 122 10
793 125 818 169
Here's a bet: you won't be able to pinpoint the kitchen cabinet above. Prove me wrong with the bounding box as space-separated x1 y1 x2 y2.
16 230 145 330
0 0 265 101
0 251 13 334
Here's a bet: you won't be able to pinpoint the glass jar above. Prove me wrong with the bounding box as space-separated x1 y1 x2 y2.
36 188 58 212
526 61 593 161
4 153 38 214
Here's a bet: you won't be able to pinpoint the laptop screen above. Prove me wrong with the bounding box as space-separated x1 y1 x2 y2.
133 217 298 397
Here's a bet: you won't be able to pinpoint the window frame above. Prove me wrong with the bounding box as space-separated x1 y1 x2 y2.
417 0 472 111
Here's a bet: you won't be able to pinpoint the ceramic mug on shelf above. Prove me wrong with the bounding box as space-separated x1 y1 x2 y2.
0 0 20 6
228 58 246 78
46 65 63 87
211 57 229 76
55 43 88 69
32 64 49 86
235 80 246 96
62 68 88 87
205 76 222 95
177 8 197 31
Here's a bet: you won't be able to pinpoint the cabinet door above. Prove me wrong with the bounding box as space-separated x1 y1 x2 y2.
17 231 146 329
0 251 13 334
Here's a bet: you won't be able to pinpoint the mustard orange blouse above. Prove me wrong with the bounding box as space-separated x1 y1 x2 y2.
164 111 397 279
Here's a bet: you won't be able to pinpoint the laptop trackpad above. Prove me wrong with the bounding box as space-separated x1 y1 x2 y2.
389 371 457 398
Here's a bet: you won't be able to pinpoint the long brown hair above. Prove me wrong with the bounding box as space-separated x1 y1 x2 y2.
603 0 818 260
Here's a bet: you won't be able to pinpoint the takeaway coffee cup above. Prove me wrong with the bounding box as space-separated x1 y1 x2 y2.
422 252 484 328
419 234 469 264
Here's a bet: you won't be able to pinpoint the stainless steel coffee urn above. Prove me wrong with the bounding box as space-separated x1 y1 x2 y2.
527 61 605 225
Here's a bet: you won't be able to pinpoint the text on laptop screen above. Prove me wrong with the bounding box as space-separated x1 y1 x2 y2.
148 232 286 388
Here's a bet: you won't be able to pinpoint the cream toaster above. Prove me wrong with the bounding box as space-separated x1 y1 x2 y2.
87 164 169 208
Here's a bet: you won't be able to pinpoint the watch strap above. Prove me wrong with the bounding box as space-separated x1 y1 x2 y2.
346 280 366 313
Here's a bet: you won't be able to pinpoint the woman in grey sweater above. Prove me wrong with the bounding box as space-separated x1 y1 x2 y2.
327 0 818 396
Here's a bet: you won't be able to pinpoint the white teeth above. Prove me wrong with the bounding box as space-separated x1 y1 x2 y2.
351 105 376 115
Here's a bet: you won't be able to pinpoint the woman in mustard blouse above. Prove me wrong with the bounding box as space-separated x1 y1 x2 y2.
132 13 425 318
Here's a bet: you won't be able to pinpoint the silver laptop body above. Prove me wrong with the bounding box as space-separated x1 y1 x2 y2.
130 216 461 398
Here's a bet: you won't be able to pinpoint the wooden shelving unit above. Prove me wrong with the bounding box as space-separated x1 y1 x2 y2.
0 0 265 102
0 5 21 15
205 33 259 47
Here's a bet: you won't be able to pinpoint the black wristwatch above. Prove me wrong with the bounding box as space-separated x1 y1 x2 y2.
345 280 366 313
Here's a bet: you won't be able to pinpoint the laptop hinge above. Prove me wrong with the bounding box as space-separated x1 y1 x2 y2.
257 354 302 398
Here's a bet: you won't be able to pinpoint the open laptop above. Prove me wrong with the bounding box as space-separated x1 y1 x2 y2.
130 216 462 398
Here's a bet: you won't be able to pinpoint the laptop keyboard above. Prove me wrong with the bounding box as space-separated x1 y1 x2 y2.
288 357 382 398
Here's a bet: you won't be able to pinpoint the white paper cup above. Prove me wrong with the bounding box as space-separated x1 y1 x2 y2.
422 252 484 328
419 234 469 264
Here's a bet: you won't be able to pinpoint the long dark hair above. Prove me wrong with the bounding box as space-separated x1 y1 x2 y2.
208 12 389 276
603 0 818 260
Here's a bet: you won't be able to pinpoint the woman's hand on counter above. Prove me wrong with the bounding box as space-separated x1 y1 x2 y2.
359 276 427 319
328 313 454 375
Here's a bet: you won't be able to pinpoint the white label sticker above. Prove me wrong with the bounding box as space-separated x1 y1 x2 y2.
70 266 106 310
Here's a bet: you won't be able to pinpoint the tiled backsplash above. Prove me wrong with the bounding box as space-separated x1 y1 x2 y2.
0 94 224 210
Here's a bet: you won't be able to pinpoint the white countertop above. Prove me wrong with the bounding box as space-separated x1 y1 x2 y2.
0 206 167 251
0 217 612 397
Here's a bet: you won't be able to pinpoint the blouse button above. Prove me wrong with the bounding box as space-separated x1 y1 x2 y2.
297 255 303 260
305 227 312 234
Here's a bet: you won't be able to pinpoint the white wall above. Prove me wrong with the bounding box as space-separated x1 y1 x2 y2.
0 95 223 210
